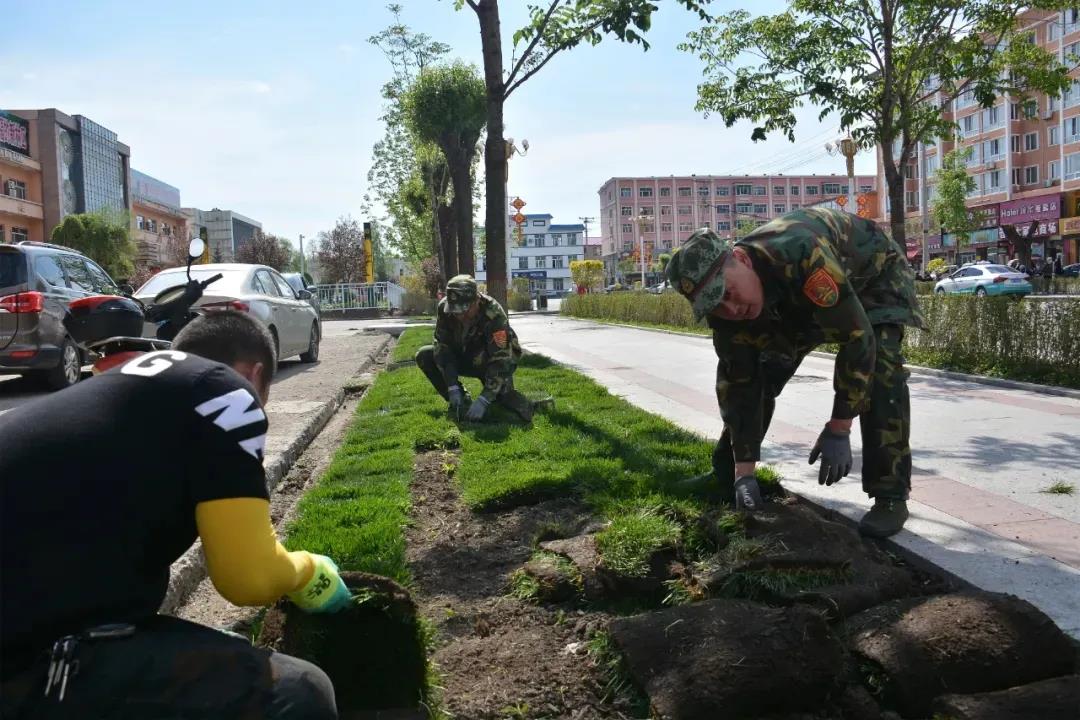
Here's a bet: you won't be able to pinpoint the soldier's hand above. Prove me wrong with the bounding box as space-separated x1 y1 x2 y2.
733 475 764 512
287 555 351 614
447 385 465 420
808 427 853 486
465 395 490 422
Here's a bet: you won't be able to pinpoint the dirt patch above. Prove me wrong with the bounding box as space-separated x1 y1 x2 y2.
407 450 631 719
932 675 1080 720
257 572 425 714
847 591 1077 717
608 598 845 719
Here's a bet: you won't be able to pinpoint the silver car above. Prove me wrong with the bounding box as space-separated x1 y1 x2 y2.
135 264 321 363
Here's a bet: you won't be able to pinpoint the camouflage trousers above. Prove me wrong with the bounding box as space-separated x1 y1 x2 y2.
415 345 534 422
713 324 911 500
0 615 336 719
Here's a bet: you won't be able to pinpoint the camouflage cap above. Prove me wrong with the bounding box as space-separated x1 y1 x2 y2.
665 229 734 321
445 274 479 313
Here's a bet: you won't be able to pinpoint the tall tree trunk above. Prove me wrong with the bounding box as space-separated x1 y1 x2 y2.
1002 220 1038 270
882 151 907 251
478 0 507 307
438 203 458 278
450 153 475 274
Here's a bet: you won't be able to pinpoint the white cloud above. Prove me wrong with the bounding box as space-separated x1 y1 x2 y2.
248 81 272 95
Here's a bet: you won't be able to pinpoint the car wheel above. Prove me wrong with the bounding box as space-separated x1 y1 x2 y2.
269 327 280 362
37 338 82 391
935 288 946 295
299 323 320 363
975 286 987 297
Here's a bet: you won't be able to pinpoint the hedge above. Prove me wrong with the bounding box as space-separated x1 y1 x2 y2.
562 292 1080 389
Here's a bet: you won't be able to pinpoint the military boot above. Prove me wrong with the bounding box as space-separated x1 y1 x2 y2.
858 498 909 538
675 472 735 504
531 395 556 414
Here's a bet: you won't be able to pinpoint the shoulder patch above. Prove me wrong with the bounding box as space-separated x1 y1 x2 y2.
492 329 508 348
680 278 695 294
802 267 840 308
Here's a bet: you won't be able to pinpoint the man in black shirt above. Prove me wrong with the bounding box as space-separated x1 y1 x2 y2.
1 311 345 719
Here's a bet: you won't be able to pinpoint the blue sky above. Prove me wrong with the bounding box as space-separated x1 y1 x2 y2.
2 0 876 251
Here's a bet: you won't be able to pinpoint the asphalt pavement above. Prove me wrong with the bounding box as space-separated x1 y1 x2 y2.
510 313 1080 639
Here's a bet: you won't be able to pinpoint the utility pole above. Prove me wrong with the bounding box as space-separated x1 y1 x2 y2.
579 216 595 245
299 234 305 276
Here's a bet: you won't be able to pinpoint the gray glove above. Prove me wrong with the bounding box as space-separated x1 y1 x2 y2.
465 394 490 422
447 385 465 420
808 427 853 486
733 475 764 512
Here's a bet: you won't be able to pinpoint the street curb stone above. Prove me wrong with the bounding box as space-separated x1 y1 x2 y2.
159 334 392 615
558 316 1080 401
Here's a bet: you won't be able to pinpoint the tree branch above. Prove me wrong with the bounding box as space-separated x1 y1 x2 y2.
505 0 560 90
465 0 479 11
505 15 609 98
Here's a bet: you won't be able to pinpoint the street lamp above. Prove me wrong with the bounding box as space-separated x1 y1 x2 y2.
631 213 654 288
505 137 529 291
825 136 858 212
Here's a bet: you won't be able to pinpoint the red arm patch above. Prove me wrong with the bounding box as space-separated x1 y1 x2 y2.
803 268 840 307
492 329 508 348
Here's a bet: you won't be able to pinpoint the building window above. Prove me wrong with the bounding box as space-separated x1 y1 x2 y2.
622 223 632 234
518 256 528 269
1012 167 1022 186
753 203 767 214
12 227 29 243
805 186 818 195
988 169 1003 190
162 223 170 236
639 187 653 197
659 187 671 197
642 223 655 233
1066 116 1080 143
701 221 711 230
752 186 766 195
0 225 4 243
956 88 977 109
985 137 1004 159
1024 165 1039 185
568 233 578 245
532 219 546 226
552 256 564 269
5 179 27 199
773 204 785 215
552 278 564 292
1067 152 1080 181
736 202 752 214
677 186 691 197
678 222 693 232
639 206 654 217
734 184 752 195
535 256 547 268
717 221 731 231
959 114 976 137
859 184 873 193
790 203 800 209
661 222 673 232
773 186 785 195
1024 132 1039 151
715 204 730 214
715 186 729 196
697 185 710 197
1010 135 1020 153
621 206 632 216
551 233 563 245
790 186 800 196
619 187 631 197
823 183 841 194
660 205 672 216
1049 126 1059 146
905 191 917 207
981 105 1003 129
1049 160 1060 180
136 215 145 230
677 205 691 215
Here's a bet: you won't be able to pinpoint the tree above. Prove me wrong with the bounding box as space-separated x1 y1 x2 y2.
733 217 758 240
681 1 1073 252
235 231 293 271
452 0 713 307
50 211 137 280
404 61 487 276
315 217 367 284
570 259 604 292
656 253 673 272
926 257 949 276
931 147 978 249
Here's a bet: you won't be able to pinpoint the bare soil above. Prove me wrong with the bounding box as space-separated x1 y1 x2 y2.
406 451 636 720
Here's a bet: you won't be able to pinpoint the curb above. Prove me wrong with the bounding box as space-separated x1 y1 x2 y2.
159 335 392 615
558 315 1080 401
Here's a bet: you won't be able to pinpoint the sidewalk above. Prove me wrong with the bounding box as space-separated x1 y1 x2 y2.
511 314 1080 639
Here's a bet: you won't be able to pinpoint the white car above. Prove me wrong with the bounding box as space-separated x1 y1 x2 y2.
135 264 321 363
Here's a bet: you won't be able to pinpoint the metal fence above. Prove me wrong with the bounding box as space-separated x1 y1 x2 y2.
313 282 406 311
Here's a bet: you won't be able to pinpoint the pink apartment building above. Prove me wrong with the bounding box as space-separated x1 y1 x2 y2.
597 173 876 279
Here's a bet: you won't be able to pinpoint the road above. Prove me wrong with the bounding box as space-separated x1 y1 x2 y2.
510 313 1080 638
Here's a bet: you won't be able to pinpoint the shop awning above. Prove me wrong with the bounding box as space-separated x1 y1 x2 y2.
907 248 921 260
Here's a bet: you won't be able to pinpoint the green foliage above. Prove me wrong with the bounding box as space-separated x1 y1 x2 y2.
926 258 949 276
507 276 532 312
932 149 979 244
50 211 137 280
1042 481 1074 495
586 630 649 712
564 292 1080 388
596 509 681 578
570 259 604 292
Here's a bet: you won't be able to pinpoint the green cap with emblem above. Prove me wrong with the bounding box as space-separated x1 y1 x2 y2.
445 274 479 313
666 229 734 321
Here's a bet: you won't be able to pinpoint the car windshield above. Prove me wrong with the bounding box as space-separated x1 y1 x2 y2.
983 265 1012 274
136 268 247 296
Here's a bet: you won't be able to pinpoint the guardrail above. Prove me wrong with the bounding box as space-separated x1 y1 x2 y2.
313 282 406 311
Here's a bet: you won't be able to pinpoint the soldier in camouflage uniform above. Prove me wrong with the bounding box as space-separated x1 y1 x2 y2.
415 275 539 423
666 208 923 538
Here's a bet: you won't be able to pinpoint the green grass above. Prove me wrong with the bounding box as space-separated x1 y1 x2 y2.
507 550 584 602
392 326 433 362
587 631 650 716
595 509 682 578
1042 481 1075 495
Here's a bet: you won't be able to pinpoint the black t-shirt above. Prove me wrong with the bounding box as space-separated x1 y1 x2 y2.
0 351 269 672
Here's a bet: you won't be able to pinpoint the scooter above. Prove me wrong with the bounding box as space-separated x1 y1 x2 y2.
65 238 221 374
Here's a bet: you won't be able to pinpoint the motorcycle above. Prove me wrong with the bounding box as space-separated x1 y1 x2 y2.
65 238 221 374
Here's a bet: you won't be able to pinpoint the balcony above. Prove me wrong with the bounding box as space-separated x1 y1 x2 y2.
0 194 44 220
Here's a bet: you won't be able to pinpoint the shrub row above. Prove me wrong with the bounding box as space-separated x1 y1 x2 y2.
562 292 1080 388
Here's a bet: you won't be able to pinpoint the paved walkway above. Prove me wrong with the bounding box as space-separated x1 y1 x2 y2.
512 314 1080 639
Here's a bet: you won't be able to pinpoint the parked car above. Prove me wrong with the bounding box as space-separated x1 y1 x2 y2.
282 272 320 317
1 241 123 390
933 263 1032 297
135 264 321 363
604 283 629 293
1061 263 1080 278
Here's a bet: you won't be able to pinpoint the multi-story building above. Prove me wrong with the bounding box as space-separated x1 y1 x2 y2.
477 214 586 296
598 173 876 282
2 108 131 243
131 169 186 267
878 9 1080 265
181 207 261 263
584 236 602 260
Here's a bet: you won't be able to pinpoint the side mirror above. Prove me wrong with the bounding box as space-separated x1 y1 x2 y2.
188 238 206 261
118 283 135 295
297 289 313 300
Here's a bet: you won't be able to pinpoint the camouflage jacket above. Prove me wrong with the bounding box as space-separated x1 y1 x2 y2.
433 294 522 398
710 208 923 461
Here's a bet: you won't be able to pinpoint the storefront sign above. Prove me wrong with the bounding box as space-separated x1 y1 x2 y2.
997 220 1059 240
0 111 30 156
1061 217 1080 236
999 194 1061 223
967 203 999 229
512 270 547 280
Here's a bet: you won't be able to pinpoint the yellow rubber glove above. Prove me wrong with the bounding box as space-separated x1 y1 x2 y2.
286 554 352 613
